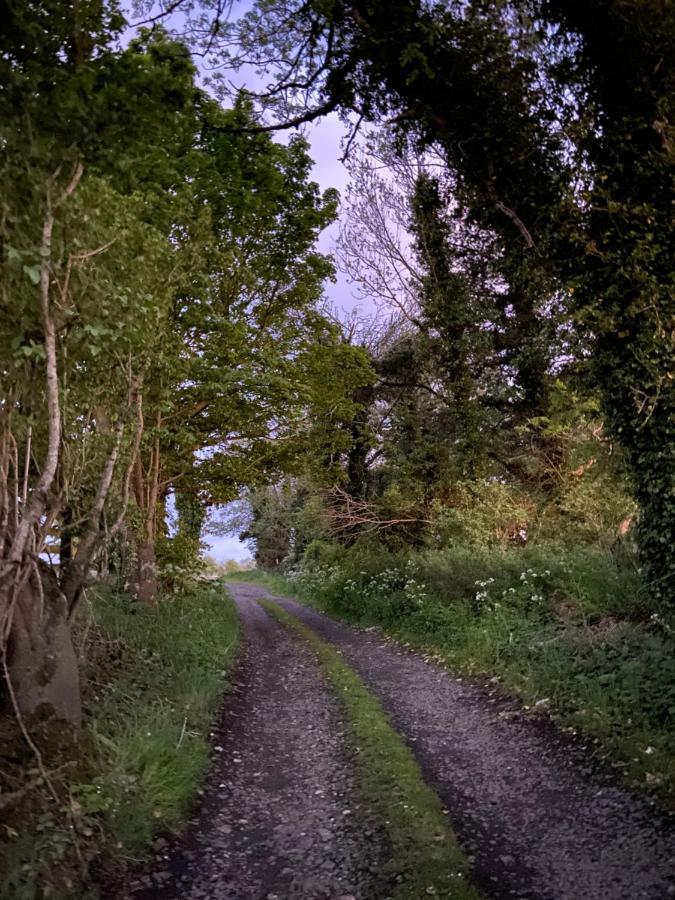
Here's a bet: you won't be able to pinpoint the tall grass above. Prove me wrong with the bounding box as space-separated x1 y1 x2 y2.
80 583 239 850
1 582 238 899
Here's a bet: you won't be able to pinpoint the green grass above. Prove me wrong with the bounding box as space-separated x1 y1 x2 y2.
225 567 296 596
0 582 239 899
80 582 239 852
261 598 482 900
242 542 675 805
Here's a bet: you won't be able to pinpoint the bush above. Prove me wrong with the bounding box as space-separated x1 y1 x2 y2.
299 538 345 571
430 481 534 548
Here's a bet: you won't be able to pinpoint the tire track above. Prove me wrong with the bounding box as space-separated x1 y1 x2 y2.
231 583 675 900
113 593 387 900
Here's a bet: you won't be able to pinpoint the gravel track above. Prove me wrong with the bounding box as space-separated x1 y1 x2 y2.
112 592 387 900
231 583 675 900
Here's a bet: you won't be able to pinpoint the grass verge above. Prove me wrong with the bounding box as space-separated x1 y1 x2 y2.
224 568 295 596
0 582 239 899
243 551 675 805
261 598 482 900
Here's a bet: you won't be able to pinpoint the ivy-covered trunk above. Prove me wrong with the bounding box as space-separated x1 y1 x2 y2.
132 432 161 605
547 0 675 603
594 309 675 603
629 416 675 601
3 566 82 728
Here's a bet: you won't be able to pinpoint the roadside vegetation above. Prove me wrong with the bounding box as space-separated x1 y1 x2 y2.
239 535 675 802
0 585 238 899
0 9 366 898
264 599 482 900
220 0 675 810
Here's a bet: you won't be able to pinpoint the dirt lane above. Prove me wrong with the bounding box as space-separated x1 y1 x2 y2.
115 590 387 900
233 583 675 900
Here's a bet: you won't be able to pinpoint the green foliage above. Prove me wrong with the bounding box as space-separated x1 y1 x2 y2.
156 529 205 593
0 584 239 897
225 567 298 598
300 538 345 570
230 0 675 599
410 173 487 452
430 483 533 548
545 0 675 601
141 94 375 523
1 0 370 615
0 10 206 619
1 7 672 893
241 480 335 569
156 493 208 591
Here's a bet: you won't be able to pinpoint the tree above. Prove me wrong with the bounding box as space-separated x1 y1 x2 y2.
336 139 576 506
211 0 674 601
125 95 374 602
539 0 675 599
0 7 200 723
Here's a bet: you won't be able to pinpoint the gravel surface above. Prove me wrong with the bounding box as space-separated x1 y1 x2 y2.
111 591 387 900
233 583 675 900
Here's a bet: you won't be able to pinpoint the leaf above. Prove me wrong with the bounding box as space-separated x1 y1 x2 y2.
23 264 41 285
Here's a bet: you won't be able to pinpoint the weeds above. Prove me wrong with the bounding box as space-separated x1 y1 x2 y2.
250 540 675 803
0 583 238 899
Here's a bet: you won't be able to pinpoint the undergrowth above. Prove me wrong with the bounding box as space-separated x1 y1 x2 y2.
0 583 238 899
262 599 482 900
249 539 675 803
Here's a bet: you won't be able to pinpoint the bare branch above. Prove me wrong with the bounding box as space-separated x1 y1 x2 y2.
323 486 430 535
495 201 535 249
8 161 84 566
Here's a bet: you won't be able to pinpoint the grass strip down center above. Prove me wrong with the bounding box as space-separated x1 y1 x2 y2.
261 599 482 900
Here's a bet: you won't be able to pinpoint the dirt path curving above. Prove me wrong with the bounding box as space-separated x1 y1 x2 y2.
231 583 675 900
113 591 387 900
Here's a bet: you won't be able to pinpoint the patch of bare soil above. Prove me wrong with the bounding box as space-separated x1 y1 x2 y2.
109 591 387 900
243 585 675 900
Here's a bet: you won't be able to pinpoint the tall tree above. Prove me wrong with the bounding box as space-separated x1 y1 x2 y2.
0 5 201 723
213 0 674 601
127 96 372 602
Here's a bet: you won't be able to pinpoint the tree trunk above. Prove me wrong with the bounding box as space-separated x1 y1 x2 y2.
4 566 81 727
134 540 158 605
59 506 73 572
130 422 161 604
